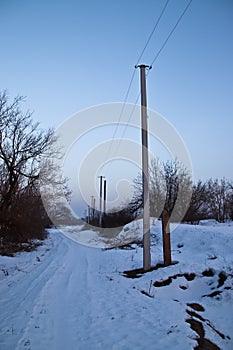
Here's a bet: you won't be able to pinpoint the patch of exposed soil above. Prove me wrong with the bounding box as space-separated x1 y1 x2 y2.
217 271 227 288
187 303 205 312
122 261 179 278
179 284 188 290
186 318 221 349
184 272 196 281
195 337 220 350
202 268 215 277
153 272 196 287
185 302 230 349
186 318 205 338
154 275 173 287
202 290 222 298
186 310 205 321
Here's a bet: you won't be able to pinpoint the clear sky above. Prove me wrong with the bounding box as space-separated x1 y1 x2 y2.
1 0 233 215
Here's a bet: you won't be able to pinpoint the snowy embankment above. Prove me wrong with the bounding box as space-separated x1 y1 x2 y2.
0 221 233 349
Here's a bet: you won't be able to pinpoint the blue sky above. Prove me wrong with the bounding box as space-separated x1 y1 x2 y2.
1 0 233 215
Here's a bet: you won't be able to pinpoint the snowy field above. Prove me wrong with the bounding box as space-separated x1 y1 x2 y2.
0 220 233 349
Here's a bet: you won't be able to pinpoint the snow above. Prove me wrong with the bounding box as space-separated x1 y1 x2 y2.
0 221 233 349
58 220 144 248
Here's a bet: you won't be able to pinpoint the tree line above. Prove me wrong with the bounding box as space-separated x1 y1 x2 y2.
101 158 233 228
185 177 233 223
134 158 233 224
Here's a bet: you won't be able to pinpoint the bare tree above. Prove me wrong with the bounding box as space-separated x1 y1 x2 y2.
149 159 192 222
0 92 54 212
184 180 209 223
0 91 70 245
149 158 166 218
131 158 192 266
207 178 232 223
227 181 233 220
130 158 192 221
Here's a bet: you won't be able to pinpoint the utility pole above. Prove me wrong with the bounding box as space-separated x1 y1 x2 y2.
84 209 87 223
87 205 90 224
90 195 95 222
162 208 172 266
135 64 151 271
103 179 107 215
93 197 96 220
98 175 105 227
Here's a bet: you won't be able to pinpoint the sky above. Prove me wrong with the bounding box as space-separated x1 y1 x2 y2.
0 0 233 216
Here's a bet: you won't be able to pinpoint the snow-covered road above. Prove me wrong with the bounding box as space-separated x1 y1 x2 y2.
1 222 233 349
0 229 166 350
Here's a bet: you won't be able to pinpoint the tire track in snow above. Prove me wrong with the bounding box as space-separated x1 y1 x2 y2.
0 231 65 350
14 231 71 349
16 233 96 350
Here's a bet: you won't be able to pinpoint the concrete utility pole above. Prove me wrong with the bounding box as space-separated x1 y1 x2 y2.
91 196 96 221
93 197 96 219
90 196 95 221
98 175 105 227
135 64 151 271
87 205 90 224
103 179 107 215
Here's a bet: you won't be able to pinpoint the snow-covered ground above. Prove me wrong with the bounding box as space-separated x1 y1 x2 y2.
0 220 233 349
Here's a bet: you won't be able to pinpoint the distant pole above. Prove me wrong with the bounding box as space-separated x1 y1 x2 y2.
93 197 96 219
90 195 94 221
87 205 90 224
84 209 87 222
98 175 105 227
135 64 151 271
103 179 107 214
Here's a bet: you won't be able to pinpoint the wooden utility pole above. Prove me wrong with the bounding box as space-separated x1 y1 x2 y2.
98 175 105 227
136 64 151 271
162 208 172 266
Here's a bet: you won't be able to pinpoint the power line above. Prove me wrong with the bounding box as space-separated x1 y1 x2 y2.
105 0 170 169
135 0 170 67
108 0 193 166
149 0 193 67
103 71 136 171
110 70 136 143
117 0 170 123
120 93 140 141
